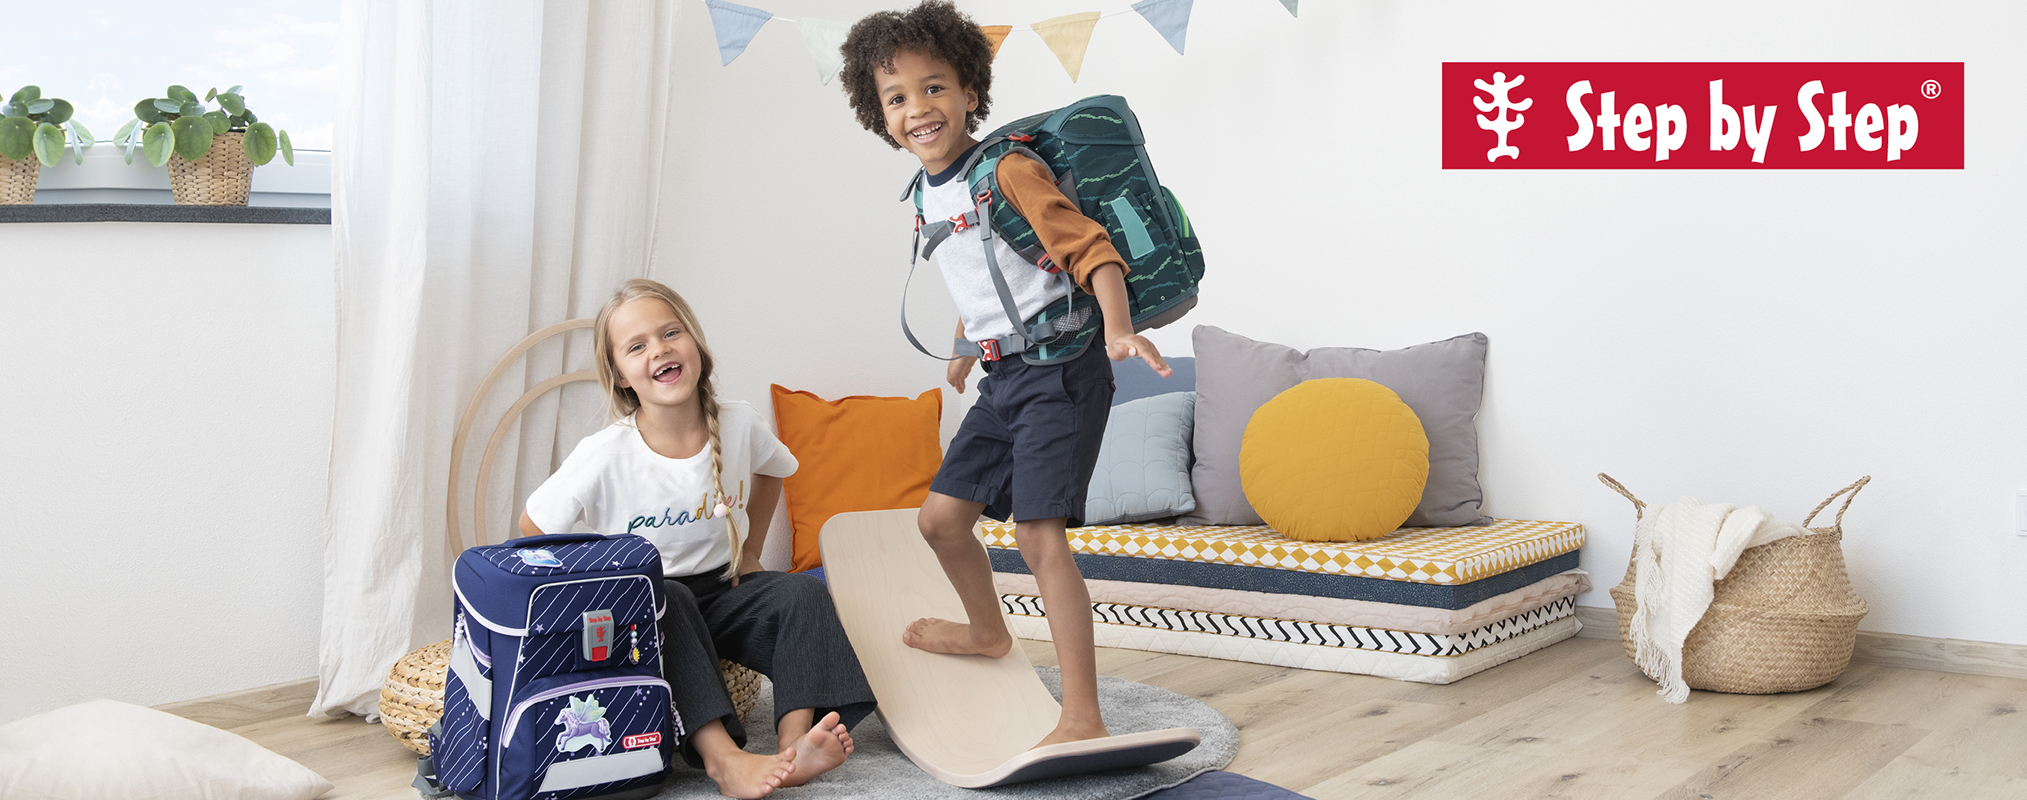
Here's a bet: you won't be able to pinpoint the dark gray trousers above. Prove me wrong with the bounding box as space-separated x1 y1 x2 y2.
658 569 876 768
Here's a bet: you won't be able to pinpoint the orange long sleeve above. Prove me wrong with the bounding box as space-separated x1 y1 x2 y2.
995 153 1128 294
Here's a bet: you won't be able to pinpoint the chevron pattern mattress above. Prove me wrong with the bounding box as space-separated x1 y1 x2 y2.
994 569 1590 636
1011 614 1581 685
1000 593 1575 657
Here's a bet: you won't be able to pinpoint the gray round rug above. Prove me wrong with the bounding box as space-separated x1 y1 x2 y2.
651 667 1238 799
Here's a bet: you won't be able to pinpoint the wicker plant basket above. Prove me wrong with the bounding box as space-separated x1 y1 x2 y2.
167 131 254 206
0 153 38 205
1602 474 1870 695
378 638 764 755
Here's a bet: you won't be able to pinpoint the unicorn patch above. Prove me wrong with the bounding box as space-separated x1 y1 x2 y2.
553 695 613 754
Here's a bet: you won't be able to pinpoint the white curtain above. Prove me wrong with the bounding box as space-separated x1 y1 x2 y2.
315 0 685 719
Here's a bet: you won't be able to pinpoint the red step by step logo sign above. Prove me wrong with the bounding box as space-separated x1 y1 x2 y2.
1442 63 1963 169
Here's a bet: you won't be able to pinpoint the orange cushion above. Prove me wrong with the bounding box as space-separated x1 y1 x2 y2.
771 385 942 572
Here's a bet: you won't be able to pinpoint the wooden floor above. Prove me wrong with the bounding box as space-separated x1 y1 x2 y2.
159 636 2027 799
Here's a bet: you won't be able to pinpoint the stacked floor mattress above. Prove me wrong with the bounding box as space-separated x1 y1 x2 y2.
983 518 1587 684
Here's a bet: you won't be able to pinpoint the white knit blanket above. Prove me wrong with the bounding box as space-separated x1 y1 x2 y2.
1628 497 1806 703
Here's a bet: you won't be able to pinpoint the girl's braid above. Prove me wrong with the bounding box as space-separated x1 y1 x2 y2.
701 378 742 580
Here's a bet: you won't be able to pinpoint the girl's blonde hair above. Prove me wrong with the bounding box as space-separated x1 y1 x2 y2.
592 279 744 580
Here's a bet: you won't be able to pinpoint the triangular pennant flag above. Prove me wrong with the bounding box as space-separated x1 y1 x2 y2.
1279 0 1298 17
979 25 1012 59
1030 12 1102 82
797 17 850 84
1131 0 1193 55
705 0 773 66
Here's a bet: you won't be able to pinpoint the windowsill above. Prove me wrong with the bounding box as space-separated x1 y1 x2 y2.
18 147 332 215
0 203 330 224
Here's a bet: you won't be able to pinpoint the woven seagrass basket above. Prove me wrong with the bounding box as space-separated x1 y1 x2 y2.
1601 474 1870 695
1 153 38 205
167 131 254 206
378 638 764 755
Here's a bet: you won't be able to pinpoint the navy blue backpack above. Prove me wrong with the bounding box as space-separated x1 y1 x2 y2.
417 533 675 800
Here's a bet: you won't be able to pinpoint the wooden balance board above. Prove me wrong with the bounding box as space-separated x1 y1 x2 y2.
820 508 1201 788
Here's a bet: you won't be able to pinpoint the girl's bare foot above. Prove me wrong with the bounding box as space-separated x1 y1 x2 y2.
778 711 855 787
1035 714 1109 749
902 617 1012 658
703 749 794 799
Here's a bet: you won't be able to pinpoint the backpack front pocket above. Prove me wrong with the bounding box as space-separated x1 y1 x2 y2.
497 671 674 800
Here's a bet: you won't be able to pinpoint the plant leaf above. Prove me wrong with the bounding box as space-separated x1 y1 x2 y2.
278 129 293 166
69 119 93 149
134 100 163 124
0 103 21 118
142 122 174 166
10 86 39 105
26 98 54 115
179 101 203 118
243 122 278 165
170 116 213 160
205 87 217 101
167 85 196 103
203 110 230 136
152 98 181 114
44 99 73 126
114 118 138 143
228 85 244 95
0 117 34 161
217 93 246 116
33 122 63 166
242 110 257 125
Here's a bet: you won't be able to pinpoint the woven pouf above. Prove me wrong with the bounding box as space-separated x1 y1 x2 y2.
0 154 38 205
167 131 254 206
379 639 763 755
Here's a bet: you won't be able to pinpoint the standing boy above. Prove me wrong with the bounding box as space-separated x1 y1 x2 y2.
842 1 1172 749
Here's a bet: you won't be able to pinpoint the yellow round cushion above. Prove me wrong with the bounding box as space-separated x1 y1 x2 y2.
1240 378 1430 542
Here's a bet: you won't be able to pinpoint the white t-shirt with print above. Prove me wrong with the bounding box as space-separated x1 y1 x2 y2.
524 401 798 578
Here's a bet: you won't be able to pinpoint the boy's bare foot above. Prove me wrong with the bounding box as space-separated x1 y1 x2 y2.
1034 715 1110 749
703 749 794 799
902 617 1012 658
778 711 855 787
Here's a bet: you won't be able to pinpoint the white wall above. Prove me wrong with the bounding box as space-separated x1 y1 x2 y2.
0 222 334 723
653 0 2027 646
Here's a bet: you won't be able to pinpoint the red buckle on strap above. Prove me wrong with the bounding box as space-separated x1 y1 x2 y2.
949 213 971 233
1008 134 1034 143
979 339 1002 362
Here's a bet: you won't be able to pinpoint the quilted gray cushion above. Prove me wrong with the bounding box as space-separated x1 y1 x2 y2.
1085 391 1197 525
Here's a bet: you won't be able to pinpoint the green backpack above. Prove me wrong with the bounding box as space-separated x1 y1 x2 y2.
902 95 1205 365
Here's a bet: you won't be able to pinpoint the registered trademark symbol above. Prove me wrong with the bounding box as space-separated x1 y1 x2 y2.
1922 80 1942 99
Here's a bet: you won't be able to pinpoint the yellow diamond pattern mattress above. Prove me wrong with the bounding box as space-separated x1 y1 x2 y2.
978 518 1584 585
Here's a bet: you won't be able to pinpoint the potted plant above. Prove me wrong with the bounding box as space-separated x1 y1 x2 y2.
112 85 293 206
0 86 94 205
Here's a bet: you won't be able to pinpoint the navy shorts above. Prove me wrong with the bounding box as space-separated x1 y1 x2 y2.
932 343 1115 525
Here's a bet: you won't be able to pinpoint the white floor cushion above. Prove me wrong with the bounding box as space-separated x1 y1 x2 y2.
0 699 334 800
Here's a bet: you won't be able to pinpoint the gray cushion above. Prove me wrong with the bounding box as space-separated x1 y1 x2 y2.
1085 391 1197 525
1182 326 1490 528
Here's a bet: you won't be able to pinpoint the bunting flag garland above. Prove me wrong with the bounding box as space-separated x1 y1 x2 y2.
797 17 851 84
693 0 1298 83
1130 0 1194 56
979 25 1013 59
1031 12 1103 82
705 0 773 66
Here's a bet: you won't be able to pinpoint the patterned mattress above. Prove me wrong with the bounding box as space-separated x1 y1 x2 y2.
979 518 1584 584
983 519 1584 610
1009 613 1581 685
994 570 1590 636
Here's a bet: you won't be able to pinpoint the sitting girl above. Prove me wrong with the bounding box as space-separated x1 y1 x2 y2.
520 278 876 798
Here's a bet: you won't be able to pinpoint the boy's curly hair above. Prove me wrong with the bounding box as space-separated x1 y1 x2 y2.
841 1 995 150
